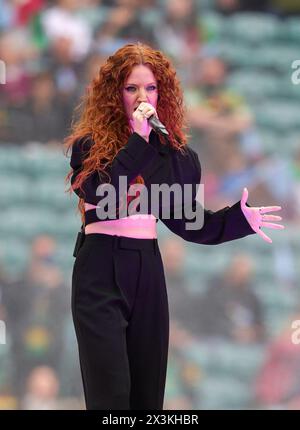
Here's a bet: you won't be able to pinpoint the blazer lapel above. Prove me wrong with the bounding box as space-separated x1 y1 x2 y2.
141 131 171 182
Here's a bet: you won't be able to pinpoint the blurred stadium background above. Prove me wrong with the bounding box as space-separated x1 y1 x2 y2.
0 0 300 410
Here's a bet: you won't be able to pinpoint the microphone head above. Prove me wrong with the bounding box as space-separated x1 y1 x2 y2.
148 114 169 136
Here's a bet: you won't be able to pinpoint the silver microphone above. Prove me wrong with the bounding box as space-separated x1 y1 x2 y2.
134 106 169 136
148 114 169 136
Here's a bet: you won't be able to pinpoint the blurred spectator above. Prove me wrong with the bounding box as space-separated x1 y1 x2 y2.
0 1 45 30
184 54 270 208
270 0 300 15
215 0 300 15
94 0 157 56
0 263 10 338
160 236 202 409
160 236 200 335
14 0 45 27
273 242 297 288
255 310 300 408
46 36 82 97
152 0 200 77
21 365 60 409
41 35 87 132
82 52 106 84
0 1 15 30
0 71 67 143
0 0 297 411
1 235 69 398
186 56 253 143
41 0 92 62
185 56 254 179
164 343 201 410
0 29 37 107
215 0 272 14
290 145 300 222
197 253 266 344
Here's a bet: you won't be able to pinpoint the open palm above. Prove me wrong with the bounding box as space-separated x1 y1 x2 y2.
241 188 285 244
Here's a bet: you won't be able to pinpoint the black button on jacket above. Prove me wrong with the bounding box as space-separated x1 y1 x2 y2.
70 129 256 245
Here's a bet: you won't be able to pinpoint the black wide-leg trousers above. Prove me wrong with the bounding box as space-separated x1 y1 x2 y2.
71 233 170 410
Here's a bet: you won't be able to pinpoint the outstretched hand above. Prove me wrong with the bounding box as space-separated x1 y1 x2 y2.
240 188 285 244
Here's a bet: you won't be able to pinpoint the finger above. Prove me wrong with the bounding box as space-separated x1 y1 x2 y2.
133 110 144 118
260 222 285 229
241 187 248 207
257 228 273 243
136 112 147 120
260 206 282 214
138 103 153 114
145 110 155 118
262 215 282 221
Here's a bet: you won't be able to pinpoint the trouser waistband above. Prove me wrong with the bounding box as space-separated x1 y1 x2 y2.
84 233 158 254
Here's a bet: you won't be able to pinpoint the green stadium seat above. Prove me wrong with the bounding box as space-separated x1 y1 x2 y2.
253 280 298 312
0 239 29 276
165 358 184 399
183 341 264 379
0 145 25 174
218 40 253 67
264 307 295 338
253 44 300 72
0 339 11 388
254 102 300 133
282 17 300 42
226 71 280 101
197 375 253 409
198 11 227 42
32 177 75 210
257 130 283 154
0 207 59 239
219 40 299 71
277 73 300 101
256 128 300 155
225 13 280 44
0 175 31 207
22 144 69 179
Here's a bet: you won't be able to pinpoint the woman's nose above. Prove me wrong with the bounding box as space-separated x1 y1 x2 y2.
137 88 147 102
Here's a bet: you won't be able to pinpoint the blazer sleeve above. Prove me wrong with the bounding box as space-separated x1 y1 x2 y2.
70 132 159 207
160 149 256 245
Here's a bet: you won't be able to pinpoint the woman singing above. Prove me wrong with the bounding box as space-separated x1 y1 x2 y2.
64 42 284 410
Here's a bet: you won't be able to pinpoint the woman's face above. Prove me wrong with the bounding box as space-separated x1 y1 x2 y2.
122 64 158 120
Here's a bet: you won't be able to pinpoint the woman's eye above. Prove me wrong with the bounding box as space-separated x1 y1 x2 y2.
125 86 157 92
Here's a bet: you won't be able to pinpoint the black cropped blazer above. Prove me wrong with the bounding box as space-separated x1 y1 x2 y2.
69 129 256 245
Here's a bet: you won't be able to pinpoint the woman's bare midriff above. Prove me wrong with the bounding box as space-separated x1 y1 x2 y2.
84 202 158 239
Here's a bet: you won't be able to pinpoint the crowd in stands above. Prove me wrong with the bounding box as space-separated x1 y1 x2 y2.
0 0 299 409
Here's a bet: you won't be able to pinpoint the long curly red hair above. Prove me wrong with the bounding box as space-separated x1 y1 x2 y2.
64 42 191 226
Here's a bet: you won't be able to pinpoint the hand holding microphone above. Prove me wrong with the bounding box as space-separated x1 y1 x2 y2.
129 102 169 142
